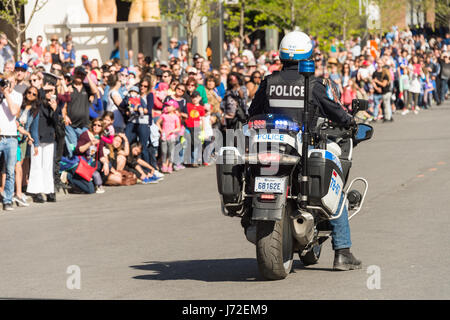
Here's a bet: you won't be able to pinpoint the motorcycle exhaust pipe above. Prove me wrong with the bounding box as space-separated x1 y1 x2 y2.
291 211 315 245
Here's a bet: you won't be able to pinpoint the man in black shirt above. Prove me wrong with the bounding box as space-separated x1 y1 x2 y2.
372 61 393 122
63 66 98 157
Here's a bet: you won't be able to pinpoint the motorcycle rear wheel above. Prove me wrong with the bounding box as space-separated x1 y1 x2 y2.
256 205 294 280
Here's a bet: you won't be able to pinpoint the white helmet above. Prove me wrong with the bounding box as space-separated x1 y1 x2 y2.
279 31 313 61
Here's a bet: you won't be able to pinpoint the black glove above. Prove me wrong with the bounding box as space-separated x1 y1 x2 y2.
344 117 356 130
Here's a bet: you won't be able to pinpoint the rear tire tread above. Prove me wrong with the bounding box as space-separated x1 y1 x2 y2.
256 207 293 280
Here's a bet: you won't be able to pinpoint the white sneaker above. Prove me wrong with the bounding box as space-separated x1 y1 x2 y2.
13 194 30 207
401 109 409 115
153 171 165 179
96 186 105 194
414 109 419 115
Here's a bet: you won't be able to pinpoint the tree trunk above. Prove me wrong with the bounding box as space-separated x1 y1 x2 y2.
15 22 21 60
187 31 193 64
239 0 245 52
290 0 295 31
343 11 347 42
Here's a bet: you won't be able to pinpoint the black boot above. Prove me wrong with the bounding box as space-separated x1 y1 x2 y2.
46 193 56 202
32 194 45 203
333 248 362 271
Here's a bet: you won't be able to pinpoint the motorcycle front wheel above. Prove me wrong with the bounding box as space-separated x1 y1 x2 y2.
256 205 294 280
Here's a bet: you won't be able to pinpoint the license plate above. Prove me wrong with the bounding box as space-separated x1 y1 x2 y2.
254 177 285 194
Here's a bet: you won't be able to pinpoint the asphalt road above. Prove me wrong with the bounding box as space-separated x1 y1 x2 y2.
1 102 450 300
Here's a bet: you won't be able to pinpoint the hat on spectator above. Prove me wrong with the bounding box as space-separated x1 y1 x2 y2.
157 82 169 91
193 53 201 61
128 70 137 77
164 99 179 109
129 86 140 93
119 67 128 74
236 62 245 69
362 60 370 67
15 61 28 71
327 57 338 65
42 72 58 87
188 67 198 74
160 60 168 67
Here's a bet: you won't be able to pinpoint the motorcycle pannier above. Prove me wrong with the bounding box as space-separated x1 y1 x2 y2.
307 149 344 214
216 149 244 200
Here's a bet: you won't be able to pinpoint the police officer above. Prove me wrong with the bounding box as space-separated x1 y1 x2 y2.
248 31 361 271
249 31 353 127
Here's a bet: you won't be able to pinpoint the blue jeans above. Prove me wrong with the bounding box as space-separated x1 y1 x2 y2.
373 94 383 118
441 79 449 102
0 137 18 204
125 123 150 164
185 127 202 164
329 193 352 250
67 171 95 194
65 126 88 158
147 144 158 170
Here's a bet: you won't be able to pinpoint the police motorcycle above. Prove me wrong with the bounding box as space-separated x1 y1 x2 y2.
215 60 374 280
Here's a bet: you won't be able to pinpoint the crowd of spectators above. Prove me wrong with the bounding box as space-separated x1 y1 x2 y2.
315 27 450 122
0 26 449 211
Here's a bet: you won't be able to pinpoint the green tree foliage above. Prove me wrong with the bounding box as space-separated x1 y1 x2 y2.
250 0 312 33
0 0 48 58
160 0 218 62
435 0 450 29
223 0 271 47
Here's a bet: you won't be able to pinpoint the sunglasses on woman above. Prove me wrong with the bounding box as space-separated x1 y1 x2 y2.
27 91 38 97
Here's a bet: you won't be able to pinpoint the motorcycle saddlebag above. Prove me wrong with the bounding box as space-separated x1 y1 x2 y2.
307 149 344 214
216 148 244 200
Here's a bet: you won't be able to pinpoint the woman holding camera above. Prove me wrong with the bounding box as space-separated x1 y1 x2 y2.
28 84 59 203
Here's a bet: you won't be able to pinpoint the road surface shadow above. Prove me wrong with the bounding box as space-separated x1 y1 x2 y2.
130 258 265 282
292 260 335 272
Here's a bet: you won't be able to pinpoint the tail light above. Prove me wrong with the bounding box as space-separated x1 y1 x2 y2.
258 153 281 163
260 194 276 201
248 120 266 129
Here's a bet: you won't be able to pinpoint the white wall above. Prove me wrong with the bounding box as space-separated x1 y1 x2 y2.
24 0 114 65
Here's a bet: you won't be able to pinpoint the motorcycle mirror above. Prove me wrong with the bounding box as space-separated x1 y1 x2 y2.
354 123 374 144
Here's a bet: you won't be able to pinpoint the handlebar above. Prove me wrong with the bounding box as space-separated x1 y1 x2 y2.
319 119 356 140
